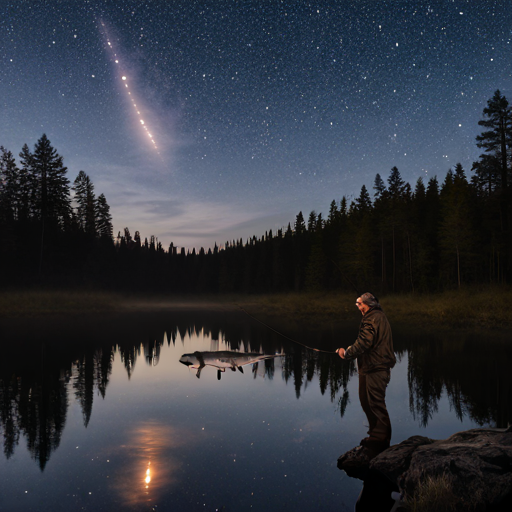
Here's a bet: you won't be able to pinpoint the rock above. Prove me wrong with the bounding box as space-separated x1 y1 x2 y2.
337 445 374 479
369 435 436 483
338 427 512 511
337 437 436 480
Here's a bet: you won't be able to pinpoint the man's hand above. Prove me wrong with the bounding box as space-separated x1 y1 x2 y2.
336 348 346 359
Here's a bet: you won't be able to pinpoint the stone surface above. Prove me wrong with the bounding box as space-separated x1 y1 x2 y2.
337 445 374 479
337 427 512 511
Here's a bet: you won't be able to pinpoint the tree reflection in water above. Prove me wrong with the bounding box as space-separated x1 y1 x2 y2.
0 311 510 472
401 330 512 429
0 344 68 470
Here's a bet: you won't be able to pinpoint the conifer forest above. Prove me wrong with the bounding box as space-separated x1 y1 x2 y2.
1 90 511 294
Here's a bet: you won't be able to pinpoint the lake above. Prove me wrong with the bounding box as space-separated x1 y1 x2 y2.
0 307 510 511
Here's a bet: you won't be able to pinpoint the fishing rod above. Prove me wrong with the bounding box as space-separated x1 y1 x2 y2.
236 259 369 355
237 304 336 354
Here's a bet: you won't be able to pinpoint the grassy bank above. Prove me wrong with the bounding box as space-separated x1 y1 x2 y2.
0 289 122 316
0 287 511 329
234 287 512 330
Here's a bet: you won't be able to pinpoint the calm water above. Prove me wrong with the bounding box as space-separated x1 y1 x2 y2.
0 309 510 511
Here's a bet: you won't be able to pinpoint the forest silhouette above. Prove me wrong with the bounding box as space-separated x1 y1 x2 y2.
1 90 511 293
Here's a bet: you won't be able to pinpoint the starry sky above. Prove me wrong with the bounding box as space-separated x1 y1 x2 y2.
2 0 512 250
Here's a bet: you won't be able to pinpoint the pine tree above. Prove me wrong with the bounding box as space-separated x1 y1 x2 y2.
124 227 132 244
316 212 323 232
31 134 71 227
95 194 113 240
18 143 37 221
0 147 19 221
387 166 405 200
327 199 338 225
439 164 477 287
73 171 96 236
293 211 307 290
475 90 511 192
340 196 347 217
373 173 387 199
474 91 512 281
294 211 306 235
353 184 372 212
341 188 374 289
408 177 430 291
386 167 407 291
307 210 317 231
472 154 501 195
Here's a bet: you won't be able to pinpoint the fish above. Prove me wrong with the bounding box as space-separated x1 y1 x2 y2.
179 351 282 380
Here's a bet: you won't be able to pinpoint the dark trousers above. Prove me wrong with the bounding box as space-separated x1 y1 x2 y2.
358 370 392 447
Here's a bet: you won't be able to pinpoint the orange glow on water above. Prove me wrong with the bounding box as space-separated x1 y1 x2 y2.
145 462 151 487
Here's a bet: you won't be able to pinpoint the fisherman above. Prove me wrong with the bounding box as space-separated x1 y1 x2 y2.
337 293 396 455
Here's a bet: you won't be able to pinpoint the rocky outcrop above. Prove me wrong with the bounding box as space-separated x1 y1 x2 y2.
338 427 512 511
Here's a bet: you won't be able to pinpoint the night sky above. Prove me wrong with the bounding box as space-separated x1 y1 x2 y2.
2 1 511 250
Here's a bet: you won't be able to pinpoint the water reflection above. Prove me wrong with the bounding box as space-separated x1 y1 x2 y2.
0 354 68 470
144 339 161 367
0 310 510 477
400 332 512 428
110 421 181 508
73 348 113 426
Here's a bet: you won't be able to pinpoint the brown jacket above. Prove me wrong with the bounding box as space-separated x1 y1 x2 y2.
344 306 396 374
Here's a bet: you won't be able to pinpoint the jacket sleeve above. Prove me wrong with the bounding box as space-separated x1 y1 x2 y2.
344 319 375 360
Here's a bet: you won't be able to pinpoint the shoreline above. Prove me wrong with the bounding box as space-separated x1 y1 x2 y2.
0 287 511 331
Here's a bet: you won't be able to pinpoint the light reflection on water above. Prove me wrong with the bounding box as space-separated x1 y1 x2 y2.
109 421 181 509
0 311 510 512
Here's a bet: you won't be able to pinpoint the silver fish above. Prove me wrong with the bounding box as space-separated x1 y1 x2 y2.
179 351 282 379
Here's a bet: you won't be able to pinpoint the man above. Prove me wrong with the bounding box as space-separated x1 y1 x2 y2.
337 292 396 455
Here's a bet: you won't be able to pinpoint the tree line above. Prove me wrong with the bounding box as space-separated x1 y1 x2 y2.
0 133 114 286
1 90 510 293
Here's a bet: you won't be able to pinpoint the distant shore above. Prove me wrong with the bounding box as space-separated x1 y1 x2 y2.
0 287 511 331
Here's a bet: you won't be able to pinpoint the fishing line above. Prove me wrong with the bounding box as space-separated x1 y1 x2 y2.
237 305 336 354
